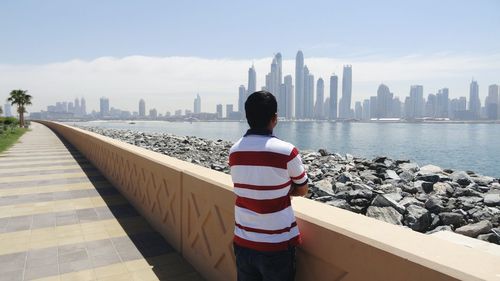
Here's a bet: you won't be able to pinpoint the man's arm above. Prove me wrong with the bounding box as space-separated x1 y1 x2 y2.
289 182 308 197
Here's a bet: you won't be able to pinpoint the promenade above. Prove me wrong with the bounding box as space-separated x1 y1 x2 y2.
0 123 202 281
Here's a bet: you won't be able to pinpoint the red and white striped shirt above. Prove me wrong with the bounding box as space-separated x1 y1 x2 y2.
229 129 308 251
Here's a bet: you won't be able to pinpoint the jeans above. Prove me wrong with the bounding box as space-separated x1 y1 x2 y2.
233 243 296 281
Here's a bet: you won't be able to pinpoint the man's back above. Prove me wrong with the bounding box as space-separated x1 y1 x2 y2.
229 131 307 252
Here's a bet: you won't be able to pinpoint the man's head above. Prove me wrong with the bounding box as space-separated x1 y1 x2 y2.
245 91 278 129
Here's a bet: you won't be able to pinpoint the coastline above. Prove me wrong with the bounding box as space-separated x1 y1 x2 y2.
77 125 500 245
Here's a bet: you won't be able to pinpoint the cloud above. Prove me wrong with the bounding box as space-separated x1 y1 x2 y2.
1 53 499 114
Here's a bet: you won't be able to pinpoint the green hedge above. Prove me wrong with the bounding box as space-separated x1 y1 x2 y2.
0 117 20 134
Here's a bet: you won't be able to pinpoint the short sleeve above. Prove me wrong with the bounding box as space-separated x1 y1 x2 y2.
287 147 308 185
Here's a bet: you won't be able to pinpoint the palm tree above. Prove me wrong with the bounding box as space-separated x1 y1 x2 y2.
7 89 32 127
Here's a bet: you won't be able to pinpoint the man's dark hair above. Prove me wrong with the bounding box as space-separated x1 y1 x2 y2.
245 91 277 129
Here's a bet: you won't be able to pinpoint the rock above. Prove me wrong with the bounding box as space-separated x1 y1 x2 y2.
399 170 415 182
399 196 425 208
402 184 419 194
439 212 466 227
452 171 473 186
416 173 440 184
431 182 450 196
359 170 380 183
337 172 354 183
426 225 453 234
326 199 353 211
347 188 373 200
318 148 330 156
350 198 370 206
424 197 445 213
421 181 434 193
366 206 403 225
307 169 323 180
455 220 493 237
312 179 335 196
420 164 443 174
399 162 419 173
404 205 432 232
376 184 397 193
373 156 387 163
472 175 495 186
385 170 400 180
372 194 406 214
477 233 500 244
484 193 500 207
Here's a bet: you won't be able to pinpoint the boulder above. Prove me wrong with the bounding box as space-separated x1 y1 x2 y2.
421 181 434 193
424 197 445 213
399 162 419 173
419 164 443 174
326 199 353 211
371 194 406 214
399 196 425 208
313 179 335 197
426 225 453 234
432 182 451 196
439 212 466 227
455 220 493 238
472 175 495 186
385 170 400 180
452 171 473 186
399 170 415 182
416 173 440 184
337 172 354 183
484 193 500 207
366 206 403 226
404 205 432 232
347 188 373 200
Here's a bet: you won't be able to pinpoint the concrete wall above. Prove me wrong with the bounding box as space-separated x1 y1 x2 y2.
38 121 500 281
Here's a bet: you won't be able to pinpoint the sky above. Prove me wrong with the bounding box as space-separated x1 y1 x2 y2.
0 0 499 114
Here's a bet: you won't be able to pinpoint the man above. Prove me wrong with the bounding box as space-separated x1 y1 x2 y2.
229 91 309 281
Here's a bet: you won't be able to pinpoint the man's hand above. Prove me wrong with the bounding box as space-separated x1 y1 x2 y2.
289 182 308 197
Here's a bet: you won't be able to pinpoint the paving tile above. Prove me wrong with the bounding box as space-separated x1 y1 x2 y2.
24 263 59 280
91 252 122 267
5 215 32 232
59 259 92 274
28 247 58 260
32 213 56 229
0 269 23 281
0 252 27 272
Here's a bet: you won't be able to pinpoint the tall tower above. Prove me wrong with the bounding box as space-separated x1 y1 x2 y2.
329 74 338 120
74 98 80 115
284 75 294 120
139 99 146 117
193 94 201 114
80 97 86 115
238 85 246 114
295 51 305 119
315 78 325 119
100 97 109 117
339 65 352 119
247 65 257 97
469 80 480 119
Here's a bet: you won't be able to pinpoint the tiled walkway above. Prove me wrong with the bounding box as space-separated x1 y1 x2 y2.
0 123 203 281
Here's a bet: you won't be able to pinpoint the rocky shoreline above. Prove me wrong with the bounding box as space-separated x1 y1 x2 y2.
79 126 500 245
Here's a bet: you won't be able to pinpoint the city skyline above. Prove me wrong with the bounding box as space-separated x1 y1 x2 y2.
1 1 499 114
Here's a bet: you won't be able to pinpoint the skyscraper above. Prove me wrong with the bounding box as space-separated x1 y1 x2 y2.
339 65 352 119
74 98 80 116
436 88 449 118
362 99 370 120
80 97 86 115
376 84 392 118
284 75 294 120
216 104 223 119
3 103 12 117
303 66 314 119
355 102 363 120
275 53 282 89
139 99 146 117
295 51 304 119
469 80 481 119
247 65 257 97
193 94 201 114
407 85 424 119
486 84 499 120
329 75 338 120
315 78 325 119
99 97 109 117
238 85 246 113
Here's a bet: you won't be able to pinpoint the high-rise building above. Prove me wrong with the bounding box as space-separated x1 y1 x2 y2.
238 85 246 113
323 97 330 119
139 99 146 117
74 98 80 115
469 80 481 119
295 51 305 119
284 75 294 120
329 75 338 120
275 53 282 90
436 88 450 118
3 103 12 117
279 83 287 118
226 104 233 118
486 84 499 120
80 98 86 115
68 102 74 113
362 99 370 120
339 65 352 119
425 94 437 117
216 104 223 119
247 65 257 97
149 108 158 119
376 84 392 118
315 78 325 119
193 94 201 114
99 97 109 117
354 102 363 120
406 85 424 119
303 66 314 119
370 96 377 119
